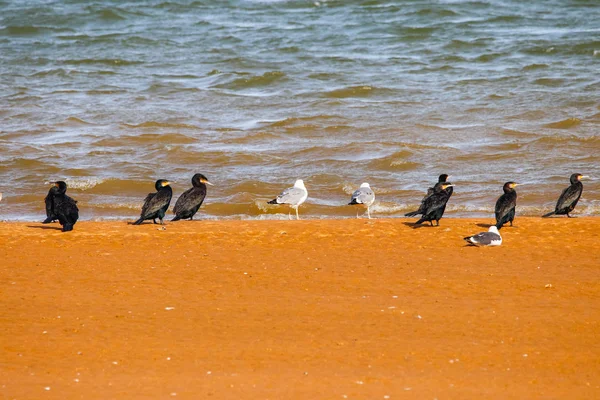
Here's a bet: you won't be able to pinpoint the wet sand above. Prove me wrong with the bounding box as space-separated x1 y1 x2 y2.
1 217 599 399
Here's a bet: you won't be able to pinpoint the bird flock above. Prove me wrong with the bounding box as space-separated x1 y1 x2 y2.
38 173 588 247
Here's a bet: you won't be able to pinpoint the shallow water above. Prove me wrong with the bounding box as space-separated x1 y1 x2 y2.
1 0 599 221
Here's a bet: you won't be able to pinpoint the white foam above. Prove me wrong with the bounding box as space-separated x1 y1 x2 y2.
44 178 105 191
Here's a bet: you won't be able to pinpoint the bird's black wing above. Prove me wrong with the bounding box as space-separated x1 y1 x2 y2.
173 187 206 215
414 187 435 213
495 194 515 220
423 191 449 215
140 192 156 216
45 191 54 217
556 184 582 212
141 189 172 217
63 195 79 223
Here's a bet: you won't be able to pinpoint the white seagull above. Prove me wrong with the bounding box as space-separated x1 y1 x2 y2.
464 226 502 247
348 182 375 219
267 179 308 220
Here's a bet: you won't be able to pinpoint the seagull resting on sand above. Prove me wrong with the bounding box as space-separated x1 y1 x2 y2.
464 226 502 246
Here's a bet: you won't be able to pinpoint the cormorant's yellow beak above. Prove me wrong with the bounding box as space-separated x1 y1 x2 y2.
202 179 214 186
163 181 171 187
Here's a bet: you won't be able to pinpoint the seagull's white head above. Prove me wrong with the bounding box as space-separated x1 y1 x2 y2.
294 179 306 189
360 182 370 188
488 226 500 234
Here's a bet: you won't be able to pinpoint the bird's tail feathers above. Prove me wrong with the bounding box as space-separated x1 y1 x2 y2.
267 199 278 204
405 211 420 217
348 199 359 205
415 217 426 225
133 218 144 225
171 215 181 222
541 211 555 218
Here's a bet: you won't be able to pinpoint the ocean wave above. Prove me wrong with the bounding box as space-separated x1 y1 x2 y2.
213 71 287 90
61 58 143 66
530 134 600 146
533 78 565 87
322 85 395 99
83 179 161 195
473 53 505 62
522 63 549 71
30 68 72 77
61 178 106 191
500 129 538 138
367 151 423 172
90 199 143 211
6 158 60 172
543 118 582 129
265 114 344 128
2 25 41 35
95 132 197 147
390 25 437 39
121 121 202 130
63 117 93 125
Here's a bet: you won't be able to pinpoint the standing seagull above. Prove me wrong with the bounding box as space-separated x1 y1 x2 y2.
410 182 454 226
133 179 173 225
46 181 79 232
542 173 589 218
405 174 453 218
267 179 308 220
348 182 375 219
495 181 519 229
172 173 213 221
464 226 502 247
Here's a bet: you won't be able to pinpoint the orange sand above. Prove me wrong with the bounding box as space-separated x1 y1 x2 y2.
1 217 599 399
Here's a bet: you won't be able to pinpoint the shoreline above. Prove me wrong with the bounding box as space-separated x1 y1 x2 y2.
1 212 598 223
2 218 599 399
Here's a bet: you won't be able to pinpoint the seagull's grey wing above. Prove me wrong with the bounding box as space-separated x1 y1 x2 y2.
472 231 502 245
352 188 374 205
277 187 305 205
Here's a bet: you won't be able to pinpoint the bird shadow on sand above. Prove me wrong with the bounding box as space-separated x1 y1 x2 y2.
402 222 437 229
27 225 62 231
476 223 494 228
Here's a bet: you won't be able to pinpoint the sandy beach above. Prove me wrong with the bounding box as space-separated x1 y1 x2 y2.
1 217 599 399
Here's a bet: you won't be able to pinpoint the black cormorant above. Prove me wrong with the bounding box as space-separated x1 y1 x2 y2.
405 174 453 218
410 182 454 226
172 173 213 221
47 181 79 232
495 181 519 229
133 179 172 225
542 173 588 218
43 185 60 223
